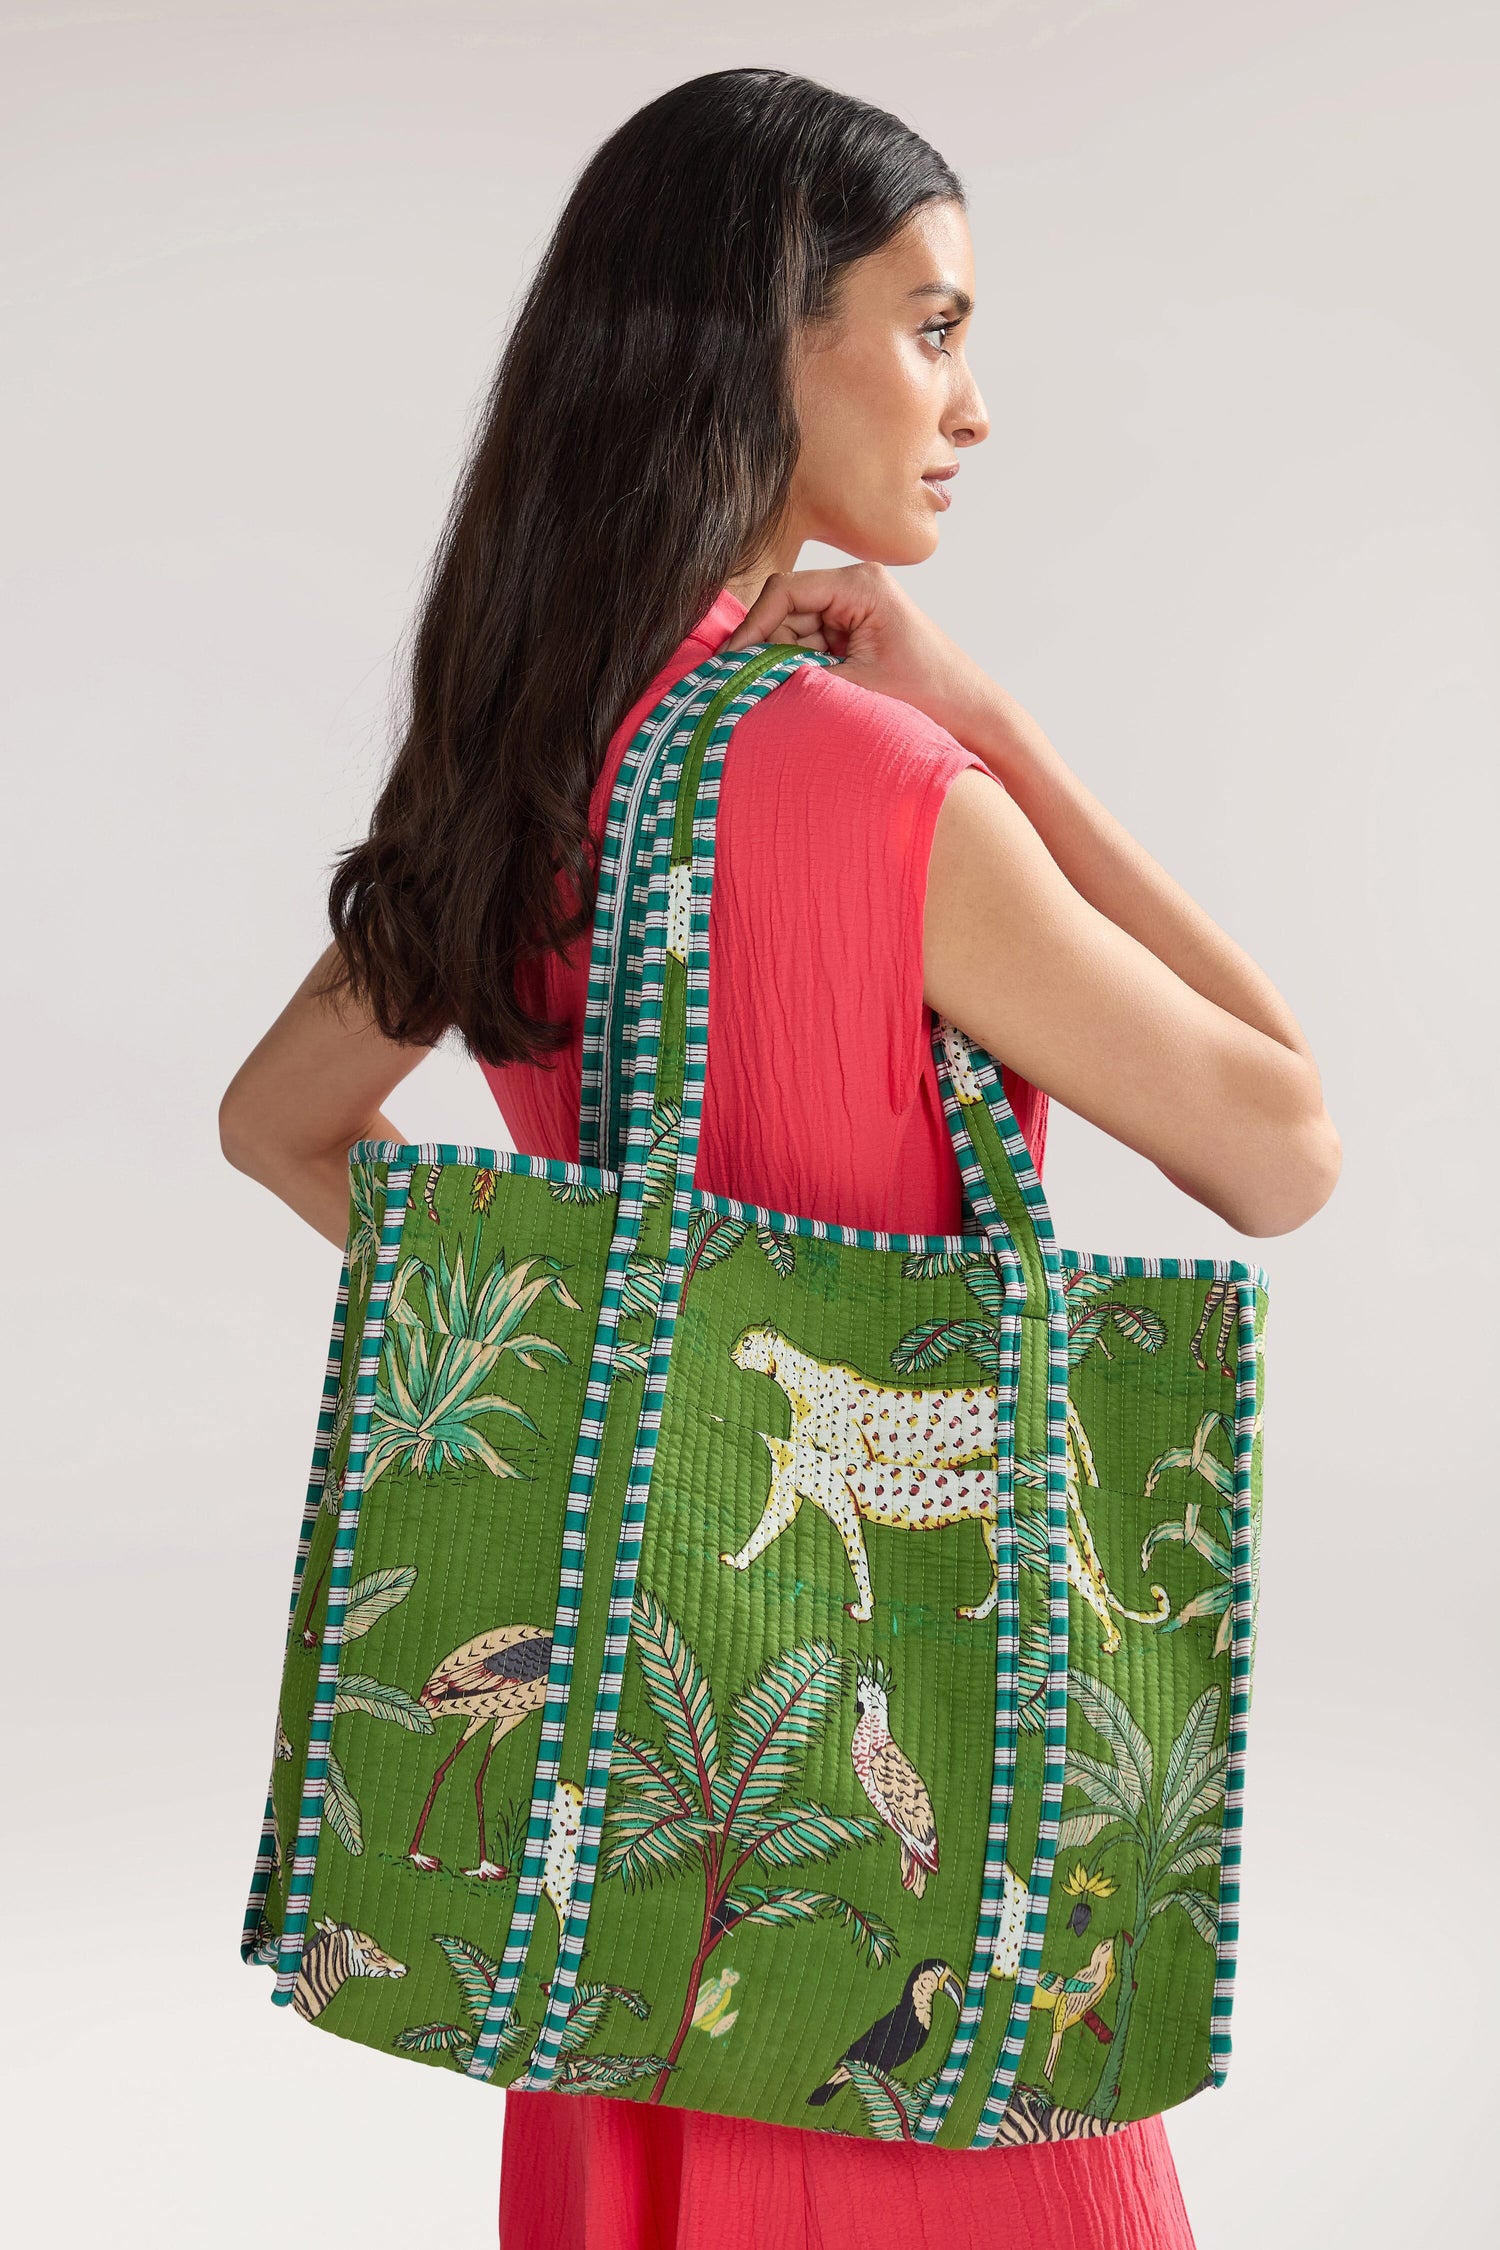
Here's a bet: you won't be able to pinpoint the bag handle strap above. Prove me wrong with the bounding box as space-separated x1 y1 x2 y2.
578 648 783 1171
606 644 1057 1296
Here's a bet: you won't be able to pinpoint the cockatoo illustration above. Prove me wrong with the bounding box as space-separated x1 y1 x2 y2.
848 1655 939 1896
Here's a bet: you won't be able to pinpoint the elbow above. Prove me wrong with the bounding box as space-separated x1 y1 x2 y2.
219 1069 266 1178
1232 1106 1343 1238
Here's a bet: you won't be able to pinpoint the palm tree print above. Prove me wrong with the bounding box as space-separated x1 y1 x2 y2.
364 1222 580 1486
841 2058 946 2141
603 1589 896 2102
395 1939 667 2090
394 1933 534 2073
1061 1269 1165 1366
1057 1668 1227 2118
1142 1309 1263 1660
889 1251 1163 1382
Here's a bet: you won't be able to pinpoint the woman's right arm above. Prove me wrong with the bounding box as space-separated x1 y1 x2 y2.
923 748 1340 1238
219 941 428 1250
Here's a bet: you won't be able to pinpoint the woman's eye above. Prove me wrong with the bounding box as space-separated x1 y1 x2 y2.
923 320 957 356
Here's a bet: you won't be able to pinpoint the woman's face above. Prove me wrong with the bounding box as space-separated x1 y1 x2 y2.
787 199 989 566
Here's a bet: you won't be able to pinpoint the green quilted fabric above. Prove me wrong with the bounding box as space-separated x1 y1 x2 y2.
241 646 1268 2150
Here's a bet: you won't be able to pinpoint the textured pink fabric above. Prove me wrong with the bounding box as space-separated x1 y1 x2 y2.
479 586 1047 1221
498 2090 1197 2250
483 588 1195 2247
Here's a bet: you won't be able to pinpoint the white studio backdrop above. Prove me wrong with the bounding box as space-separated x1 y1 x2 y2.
3 3 1495 2245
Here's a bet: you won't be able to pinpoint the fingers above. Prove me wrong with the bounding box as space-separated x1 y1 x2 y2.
723 566 871 652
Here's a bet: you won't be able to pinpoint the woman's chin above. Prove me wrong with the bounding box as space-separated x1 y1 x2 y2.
843 518 943 568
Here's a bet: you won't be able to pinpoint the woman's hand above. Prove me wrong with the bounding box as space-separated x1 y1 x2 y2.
721 562 991 742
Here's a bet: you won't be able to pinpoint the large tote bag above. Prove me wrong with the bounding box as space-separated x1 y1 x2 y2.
240 643 1268 2149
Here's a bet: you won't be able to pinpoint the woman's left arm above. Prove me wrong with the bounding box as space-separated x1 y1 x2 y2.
219 941 427 1250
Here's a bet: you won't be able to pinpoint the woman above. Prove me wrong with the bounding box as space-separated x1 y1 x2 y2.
222 67 1338 2250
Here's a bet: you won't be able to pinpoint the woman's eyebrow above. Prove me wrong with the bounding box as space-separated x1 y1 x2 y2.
907 280 973 317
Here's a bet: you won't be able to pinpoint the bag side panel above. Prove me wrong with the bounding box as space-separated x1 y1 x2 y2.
275 1160 615 2070
1010 1262 1260 2126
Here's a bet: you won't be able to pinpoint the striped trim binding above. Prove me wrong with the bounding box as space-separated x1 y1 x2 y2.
595 656 776 1172
271 1166 414 2001
347 1141 614 1188
910 1085 1023 2140
1058 1248 1271 1289
240 1252 351 1961
908 1030 1067 2140
462 647 809 2080
1209 1278 1261 2082
515 645 827 2087
577 658 741 1170
693 1186 991 1256
929 1026 1073 2146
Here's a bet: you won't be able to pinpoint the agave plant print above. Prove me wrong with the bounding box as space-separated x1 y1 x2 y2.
243 645 1269 2147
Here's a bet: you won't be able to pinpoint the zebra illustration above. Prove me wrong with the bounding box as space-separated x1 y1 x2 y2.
292 1915 407 2021
991 2085 1132 2146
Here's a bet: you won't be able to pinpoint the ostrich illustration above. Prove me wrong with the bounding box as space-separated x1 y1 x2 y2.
407 1624 553 1874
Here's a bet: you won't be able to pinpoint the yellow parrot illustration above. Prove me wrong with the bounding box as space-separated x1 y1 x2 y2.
1030 1936 1117 2080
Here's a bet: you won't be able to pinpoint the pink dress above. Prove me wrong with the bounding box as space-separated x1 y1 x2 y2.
480 588 1198 2250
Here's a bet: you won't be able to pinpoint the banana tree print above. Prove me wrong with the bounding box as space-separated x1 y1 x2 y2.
365 1222 580 1485
348 1151 382 1290
395 1936 668 2090
1058 1669 1226 2119
318 1567 433 1853
604 1590 896 2102
1139 1410 1242 1656
296 1370 358 1643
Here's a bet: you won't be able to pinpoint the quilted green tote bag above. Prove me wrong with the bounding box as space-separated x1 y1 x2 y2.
241 642 1268 2150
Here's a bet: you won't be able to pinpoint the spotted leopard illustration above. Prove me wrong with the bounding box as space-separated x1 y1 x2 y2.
723 1324 1166 1637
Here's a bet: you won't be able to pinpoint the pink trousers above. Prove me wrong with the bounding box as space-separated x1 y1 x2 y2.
499 2088 1198 2250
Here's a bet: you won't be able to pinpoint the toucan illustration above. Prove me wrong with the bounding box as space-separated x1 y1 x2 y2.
806 1959 964 2105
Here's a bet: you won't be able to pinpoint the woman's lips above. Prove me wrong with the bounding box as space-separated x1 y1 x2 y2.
922 474 953 509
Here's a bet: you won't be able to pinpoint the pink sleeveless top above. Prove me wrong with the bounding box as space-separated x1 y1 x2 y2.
479 585 1047 1218
486 590 1193 2249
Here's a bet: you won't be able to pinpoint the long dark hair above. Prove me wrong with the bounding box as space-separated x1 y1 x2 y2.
317 68 963 1070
